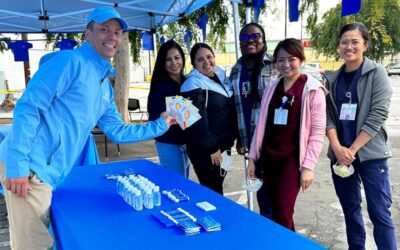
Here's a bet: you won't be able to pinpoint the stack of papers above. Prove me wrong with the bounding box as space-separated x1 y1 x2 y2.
178 220 201 236
197 216 221 232
166 96 201 130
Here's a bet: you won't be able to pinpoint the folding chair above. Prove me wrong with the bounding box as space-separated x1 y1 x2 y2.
128 98 148 123
92 127 120 161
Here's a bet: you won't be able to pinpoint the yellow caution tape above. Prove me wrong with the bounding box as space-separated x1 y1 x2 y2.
129 86 150 90
0 89 23 94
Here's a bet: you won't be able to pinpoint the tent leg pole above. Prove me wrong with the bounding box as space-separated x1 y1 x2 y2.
243 155 254 211
232 1 241 61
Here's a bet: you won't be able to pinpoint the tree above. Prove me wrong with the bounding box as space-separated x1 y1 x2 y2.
304 0 400 61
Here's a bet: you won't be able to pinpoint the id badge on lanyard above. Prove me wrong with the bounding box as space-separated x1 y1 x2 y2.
339 92 357 121
274 96 289 125
241 80 251 98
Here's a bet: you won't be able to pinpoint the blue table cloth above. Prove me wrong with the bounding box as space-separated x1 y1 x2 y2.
51 159 327 250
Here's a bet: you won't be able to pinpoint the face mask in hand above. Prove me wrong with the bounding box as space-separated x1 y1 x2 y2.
220 150 233 177
242 178 263 192
333 162 355 178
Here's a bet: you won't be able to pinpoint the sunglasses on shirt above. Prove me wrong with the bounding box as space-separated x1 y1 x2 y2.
239 33 262 42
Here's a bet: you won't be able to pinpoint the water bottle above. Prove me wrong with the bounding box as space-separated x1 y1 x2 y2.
135 190 143 211
123 183 131 203
116 177 123 196
153 185 161 207
144 188 154 209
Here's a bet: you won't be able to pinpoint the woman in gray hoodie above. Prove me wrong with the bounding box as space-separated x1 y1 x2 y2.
325 22 397 250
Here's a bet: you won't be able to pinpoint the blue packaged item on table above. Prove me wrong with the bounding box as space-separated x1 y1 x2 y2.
197 216 221 232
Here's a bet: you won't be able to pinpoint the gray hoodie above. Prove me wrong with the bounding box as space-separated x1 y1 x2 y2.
325 57 392 162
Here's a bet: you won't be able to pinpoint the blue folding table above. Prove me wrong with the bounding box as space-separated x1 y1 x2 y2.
51 159 327 250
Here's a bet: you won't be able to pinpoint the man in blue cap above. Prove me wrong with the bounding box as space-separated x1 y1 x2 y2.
0 6 176 249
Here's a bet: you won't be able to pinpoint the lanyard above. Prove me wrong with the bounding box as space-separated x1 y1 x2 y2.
339 64 362 104
279 96 288 109
345 92 352 104
279 95 295 109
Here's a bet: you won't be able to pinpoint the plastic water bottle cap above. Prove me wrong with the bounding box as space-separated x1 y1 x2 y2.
154 186 160 192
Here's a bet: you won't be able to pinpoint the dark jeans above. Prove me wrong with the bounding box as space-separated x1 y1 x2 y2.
187 145 225 195
332 158 397 250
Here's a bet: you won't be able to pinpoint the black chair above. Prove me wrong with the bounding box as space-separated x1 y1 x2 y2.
92 126 120 161
128 98 148 123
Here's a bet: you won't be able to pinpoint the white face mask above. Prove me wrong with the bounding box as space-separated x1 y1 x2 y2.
333 162 355 178
242 178 263 192
220 150 233 177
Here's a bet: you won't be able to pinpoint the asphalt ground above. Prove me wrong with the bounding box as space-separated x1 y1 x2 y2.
0 76 399 249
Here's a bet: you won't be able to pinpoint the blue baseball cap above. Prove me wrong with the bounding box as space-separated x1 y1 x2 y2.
86 6 128 30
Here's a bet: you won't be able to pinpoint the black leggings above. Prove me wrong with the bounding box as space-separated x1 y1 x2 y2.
187 145 225 195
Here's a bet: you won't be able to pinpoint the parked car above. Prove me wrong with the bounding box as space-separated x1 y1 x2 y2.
302 63 325 80
386 62 400 76
304 62 322 72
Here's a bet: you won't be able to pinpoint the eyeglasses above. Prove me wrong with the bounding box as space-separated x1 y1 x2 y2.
339 39 363 48
95 26 123 38
239 33 261 42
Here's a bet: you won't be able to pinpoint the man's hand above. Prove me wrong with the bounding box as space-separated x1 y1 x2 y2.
5 177 31 198
160 112 177 128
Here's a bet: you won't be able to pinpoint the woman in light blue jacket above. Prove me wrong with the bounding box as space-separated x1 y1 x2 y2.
181 43 237 194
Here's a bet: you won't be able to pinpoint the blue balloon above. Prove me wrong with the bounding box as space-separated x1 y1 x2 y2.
184 29 193 51
341 0 361 16
197 12 208 42
160 36 165 45
141 31 154 50
252 0 264 23
288 0 300 22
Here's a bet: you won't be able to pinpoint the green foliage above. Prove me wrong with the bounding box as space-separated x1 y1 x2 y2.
204 1 229 52
158 0 229 54
0 36 9 52
305 0 400 61
128 31 141 64
299 0 320 32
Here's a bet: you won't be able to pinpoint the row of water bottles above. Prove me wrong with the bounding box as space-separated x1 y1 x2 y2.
116 175 161 211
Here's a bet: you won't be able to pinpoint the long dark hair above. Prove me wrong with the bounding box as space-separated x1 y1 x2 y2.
240 22 267 101
148 40 185 111
150 40 185 90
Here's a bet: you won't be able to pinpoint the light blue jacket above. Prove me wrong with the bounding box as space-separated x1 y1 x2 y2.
0 42 168 188
181 66 233 96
